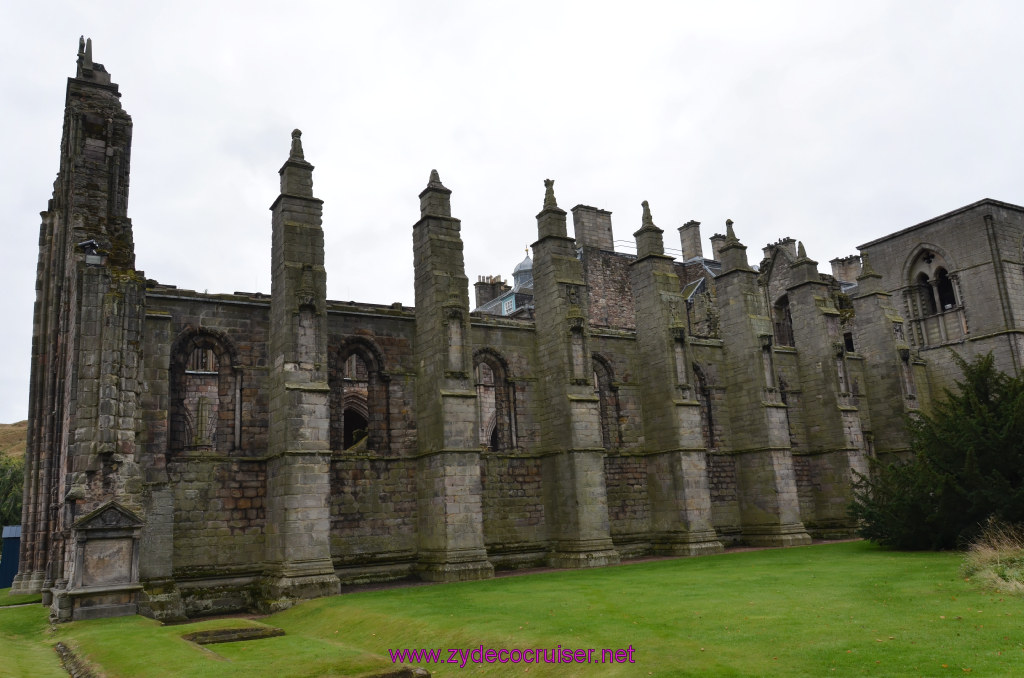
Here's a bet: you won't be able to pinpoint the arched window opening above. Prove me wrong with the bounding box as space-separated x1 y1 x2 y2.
170 330 237 453
344 354 368 380
475 362 496 448
474 351 515 451
773 295 795 347
916 272 937 315
777 374 798 446
343 408 368 449
330 340 389 452
905 248 965 346
187 347 216 372
936 268 956 310
693 363 715 450
184 347 218 448
592 356 618 450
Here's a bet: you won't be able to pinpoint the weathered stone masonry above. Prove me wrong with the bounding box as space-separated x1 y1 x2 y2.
13 42 1024 620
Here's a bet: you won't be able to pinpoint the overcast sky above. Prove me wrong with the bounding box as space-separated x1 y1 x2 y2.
1 1 1022 424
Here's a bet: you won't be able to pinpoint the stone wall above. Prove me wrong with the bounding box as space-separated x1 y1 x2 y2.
329 458 418 577
707 454 740 537
169 459 266 575
480 454 546 565
583 249 637 329
604 453 650 543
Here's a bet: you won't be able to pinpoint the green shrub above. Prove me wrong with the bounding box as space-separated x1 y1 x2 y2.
0 454 23 526
850 352 1024 549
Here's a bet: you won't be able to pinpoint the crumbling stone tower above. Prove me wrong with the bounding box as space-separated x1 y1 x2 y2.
12 38 148 621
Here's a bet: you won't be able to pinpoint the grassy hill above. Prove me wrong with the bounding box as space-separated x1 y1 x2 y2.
0 421 27 459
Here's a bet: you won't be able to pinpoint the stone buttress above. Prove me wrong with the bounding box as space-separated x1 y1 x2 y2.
260 130 341 609
850 253 921 459
713 222 811 546
412 171 494 581
784 243 868 537
629 202 723 556
531 181 619 568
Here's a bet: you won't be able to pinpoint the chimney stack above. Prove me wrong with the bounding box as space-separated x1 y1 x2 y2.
678 220 703 260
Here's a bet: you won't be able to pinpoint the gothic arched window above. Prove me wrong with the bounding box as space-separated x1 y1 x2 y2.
936 267 956 310
905 248 964 346
170 330 238 453
773 295 795 347
474 350 515 451
693 363 716 450
916 272 937 315
592 355 619 450
330 339 389 452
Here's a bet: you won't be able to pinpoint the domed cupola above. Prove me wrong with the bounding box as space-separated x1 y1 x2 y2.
512 252 533 290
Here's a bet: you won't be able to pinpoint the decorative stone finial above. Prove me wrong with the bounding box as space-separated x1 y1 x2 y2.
543 179 557 210
290 129 304 160
427 169 447 190
633 200 665 257
76 36 94 79
535 178 567 237
725 219 737 242
798 241 807 259
641 200 654 228
419 169 452 217
279 129 314 197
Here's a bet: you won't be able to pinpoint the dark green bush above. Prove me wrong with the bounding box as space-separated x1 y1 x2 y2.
0 454 23 526
850 353 1024 549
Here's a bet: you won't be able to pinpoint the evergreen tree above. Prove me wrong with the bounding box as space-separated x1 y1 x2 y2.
851 353 1024 549
0 454 23 526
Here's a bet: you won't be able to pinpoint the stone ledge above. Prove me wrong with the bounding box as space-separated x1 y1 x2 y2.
55 642 99 678
181 626 285 645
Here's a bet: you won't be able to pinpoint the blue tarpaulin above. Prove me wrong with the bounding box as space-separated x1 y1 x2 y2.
0 525 21 588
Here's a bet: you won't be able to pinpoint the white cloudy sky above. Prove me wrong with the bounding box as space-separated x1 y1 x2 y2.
1 0 1022 424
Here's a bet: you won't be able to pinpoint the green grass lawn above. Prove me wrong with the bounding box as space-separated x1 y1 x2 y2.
3 541 1023 677
0 600 67 677
0 587 42 607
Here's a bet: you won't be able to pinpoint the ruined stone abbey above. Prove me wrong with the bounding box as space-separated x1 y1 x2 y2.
12 41 1024 621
